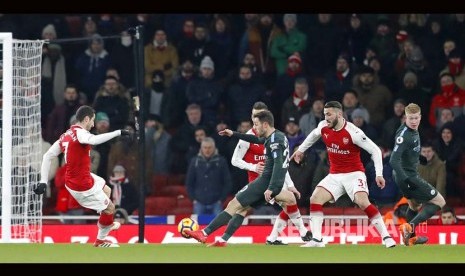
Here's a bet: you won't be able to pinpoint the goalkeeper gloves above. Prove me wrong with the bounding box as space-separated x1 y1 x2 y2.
419 155 427 165
33 183 47 195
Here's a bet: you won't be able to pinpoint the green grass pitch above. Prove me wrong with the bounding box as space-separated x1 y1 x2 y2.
0 244 464 263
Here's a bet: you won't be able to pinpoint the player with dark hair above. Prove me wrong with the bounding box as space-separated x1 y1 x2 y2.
291 101 396 248
231 101 311 245
390 103 446 246
187 110 304 246
35 105 131 247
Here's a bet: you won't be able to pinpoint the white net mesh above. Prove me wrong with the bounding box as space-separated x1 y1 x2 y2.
1 39 44 242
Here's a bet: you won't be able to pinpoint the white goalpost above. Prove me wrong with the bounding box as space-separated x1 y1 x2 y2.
1 33 44 243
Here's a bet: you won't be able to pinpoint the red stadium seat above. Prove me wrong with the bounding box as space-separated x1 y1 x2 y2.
167 174 186 186
177 197 193 208
151 174 169 195
159 185 188 197
145 196 177 215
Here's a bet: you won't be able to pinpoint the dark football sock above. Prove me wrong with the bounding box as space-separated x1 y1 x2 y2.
204 211 232 235
222 214 245 241
410 203 441 230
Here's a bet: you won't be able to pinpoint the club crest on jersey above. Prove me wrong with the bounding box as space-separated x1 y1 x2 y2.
343 137 349 144
104 199 109 205
396 137 404 144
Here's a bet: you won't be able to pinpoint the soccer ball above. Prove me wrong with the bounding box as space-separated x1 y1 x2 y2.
177 217 199 238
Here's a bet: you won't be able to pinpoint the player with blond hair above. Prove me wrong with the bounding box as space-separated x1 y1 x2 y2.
390 103 446 246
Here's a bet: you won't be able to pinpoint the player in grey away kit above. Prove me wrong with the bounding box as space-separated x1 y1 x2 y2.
390 103 446 246
186 110 306 246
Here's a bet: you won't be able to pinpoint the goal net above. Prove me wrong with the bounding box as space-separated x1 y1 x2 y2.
1 33 44 243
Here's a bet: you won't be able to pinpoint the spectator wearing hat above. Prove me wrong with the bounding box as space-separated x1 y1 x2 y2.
401 45 436 92
74 33 112 102
272 53 307 122
45 84 82 144
352 65 392 131
440 48 465 89
144 28 179 89
341 14 373 66
350 108 378 141
109 164 138 218
323 53 354 102
270 13 307 76
186 56 223 129
280 77 312 130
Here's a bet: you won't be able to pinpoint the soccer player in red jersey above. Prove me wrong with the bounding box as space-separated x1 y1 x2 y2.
34 105 131 247
291 101 396 248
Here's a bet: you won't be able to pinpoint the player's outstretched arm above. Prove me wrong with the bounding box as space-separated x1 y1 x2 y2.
76 129 122 145
238 131 265 143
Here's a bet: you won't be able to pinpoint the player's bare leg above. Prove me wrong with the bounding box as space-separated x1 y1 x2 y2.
354 192 395 248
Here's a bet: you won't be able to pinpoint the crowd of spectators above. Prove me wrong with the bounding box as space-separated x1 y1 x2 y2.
1 13 465 216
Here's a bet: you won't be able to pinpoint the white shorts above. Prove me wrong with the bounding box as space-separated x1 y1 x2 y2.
283 172 293 190
317 171 368 203
65 173 110 213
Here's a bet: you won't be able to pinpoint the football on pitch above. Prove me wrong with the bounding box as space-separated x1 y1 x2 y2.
178 217 199 238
